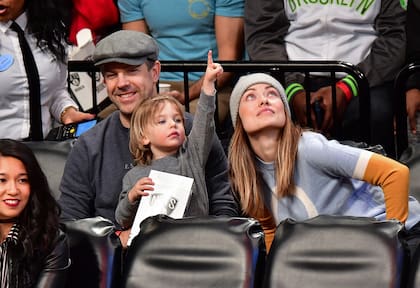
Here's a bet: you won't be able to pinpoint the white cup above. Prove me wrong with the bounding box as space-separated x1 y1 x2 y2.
159 83 171 93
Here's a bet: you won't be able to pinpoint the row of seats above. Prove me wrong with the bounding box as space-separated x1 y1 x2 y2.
63 215 420 288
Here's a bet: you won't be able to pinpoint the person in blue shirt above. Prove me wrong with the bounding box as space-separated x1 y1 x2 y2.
118 0 245 123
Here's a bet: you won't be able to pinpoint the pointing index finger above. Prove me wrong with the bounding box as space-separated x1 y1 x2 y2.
207 50 213 66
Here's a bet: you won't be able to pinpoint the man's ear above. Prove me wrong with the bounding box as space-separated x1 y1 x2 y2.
152 60 161 83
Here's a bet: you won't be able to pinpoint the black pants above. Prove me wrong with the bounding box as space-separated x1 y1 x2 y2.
305 78 396 158
342 82 396 158
401 221 420 263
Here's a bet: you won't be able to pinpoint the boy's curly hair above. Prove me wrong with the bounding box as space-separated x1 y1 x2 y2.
130 95 185 165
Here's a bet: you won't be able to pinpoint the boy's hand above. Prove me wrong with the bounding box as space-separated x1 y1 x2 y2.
128 177 154 203
118 229 131 249
202 50 223 95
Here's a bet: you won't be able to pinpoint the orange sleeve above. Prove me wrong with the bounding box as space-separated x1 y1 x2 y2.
363 153 409 223
255 206 277 253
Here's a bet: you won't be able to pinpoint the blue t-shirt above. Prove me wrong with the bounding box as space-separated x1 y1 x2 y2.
118 0 244 81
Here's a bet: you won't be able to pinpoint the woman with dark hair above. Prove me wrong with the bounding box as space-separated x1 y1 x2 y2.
23 0 71 63
0 139 69 287
0 0 94 140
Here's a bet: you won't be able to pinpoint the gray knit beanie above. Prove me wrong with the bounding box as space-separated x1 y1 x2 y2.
229 73 291 126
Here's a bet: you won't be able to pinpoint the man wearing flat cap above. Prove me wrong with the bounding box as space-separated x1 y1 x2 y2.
58 30 238 246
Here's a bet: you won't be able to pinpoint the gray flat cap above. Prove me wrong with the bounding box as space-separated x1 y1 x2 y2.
93 30 159 66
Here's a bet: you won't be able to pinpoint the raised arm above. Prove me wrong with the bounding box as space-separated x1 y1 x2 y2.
189 51 223 166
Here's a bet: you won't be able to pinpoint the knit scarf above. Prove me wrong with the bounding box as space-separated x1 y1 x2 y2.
0 224 20 288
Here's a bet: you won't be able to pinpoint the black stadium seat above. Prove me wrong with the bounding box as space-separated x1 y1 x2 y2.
264 215 406 288
121 215 266 288
25 139 74 199
407 244 420 288
63 217 123 288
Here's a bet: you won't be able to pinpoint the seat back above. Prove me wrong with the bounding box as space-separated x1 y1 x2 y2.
24 140 74 199
408 244 420 288
63 217 123 288
121 215 265 288
264 215 405 288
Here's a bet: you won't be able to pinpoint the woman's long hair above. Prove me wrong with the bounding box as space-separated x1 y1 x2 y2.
130 95 185 165
228 112 302 218
25 0 72 63
0 139 60 285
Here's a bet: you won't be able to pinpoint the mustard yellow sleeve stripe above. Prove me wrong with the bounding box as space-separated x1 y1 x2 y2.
363 153 409 223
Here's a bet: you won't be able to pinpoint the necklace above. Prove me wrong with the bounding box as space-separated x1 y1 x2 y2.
0 218 17 224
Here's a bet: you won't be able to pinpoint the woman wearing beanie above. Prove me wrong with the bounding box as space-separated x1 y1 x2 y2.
228 73 420 253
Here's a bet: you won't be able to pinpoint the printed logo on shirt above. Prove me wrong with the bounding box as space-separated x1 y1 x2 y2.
0 54 14 72
288 0 375 15
188 0 210 19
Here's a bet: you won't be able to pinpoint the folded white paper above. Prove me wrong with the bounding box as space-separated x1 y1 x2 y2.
127 170 194 246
